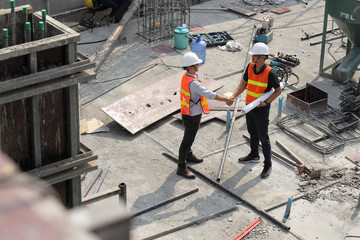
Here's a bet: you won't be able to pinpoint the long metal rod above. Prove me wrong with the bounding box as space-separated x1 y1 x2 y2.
82 168 102 198
143 206 237 240
131 188 199 218
163 152 290 231
275 140 302 165
216 26 257 182
243 135 296 167
92 167 108 194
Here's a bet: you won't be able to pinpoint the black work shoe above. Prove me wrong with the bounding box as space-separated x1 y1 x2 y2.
238 154 260 163
176 167 195 179
187 154 203 163
261 165 272 179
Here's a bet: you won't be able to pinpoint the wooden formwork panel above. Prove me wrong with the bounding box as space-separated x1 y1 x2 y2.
102 72 224 134
0 99 32 171
39 89 69 165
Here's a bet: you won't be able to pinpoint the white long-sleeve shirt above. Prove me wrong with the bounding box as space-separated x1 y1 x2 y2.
187 73 216 116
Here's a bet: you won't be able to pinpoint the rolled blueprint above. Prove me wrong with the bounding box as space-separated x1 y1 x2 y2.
240 88 275 115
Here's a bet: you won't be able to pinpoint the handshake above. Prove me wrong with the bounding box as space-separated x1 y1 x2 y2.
225 96 235 106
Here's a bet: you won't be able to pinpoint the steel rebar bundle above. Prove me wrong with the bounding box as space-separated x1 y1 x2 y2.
138 0 190 42
275 114 345 155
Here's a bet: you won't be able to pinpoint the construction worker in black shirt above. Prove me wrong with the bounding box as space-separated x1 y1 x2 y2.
230 42 281 179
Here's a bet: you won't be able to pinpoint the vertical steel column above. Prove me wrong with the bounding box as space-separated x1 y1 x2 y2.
319 0 329 75
66 42 81 207
28 52 42 168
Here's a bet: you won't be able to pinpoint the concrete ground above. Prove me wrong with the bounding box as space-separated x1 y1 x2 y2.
61 0 360 239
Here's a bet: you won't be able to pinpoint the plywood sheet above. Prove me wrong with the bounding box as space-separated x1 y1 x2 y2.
102 72 223 134
345 152 360 165
223 4 256 17
271 7 291 14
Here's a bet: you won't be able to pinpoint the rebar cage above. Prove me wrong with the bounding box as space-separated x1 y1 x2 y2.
137 0 191 42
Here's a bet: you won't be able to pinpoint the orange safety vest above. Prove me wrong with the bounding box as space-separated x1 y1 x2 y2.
245 62 271 105
180 73 210 115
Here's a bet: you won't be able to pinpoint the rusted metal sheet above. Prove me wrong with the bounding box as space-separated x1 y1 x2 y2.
287 83 328 113
102 72 223 134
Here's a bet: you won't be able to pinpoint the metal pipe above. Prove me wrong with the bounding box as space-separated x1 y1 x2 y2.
310 34 346 46
10 0 16 46
163 152 290 231
92 167 108 194
319 0 329 74
46 0 51 16
243 135 296 167
51 7 87 18
119 182 127 204
82 168 102 198
131 188 198 218
216 25 256 182
275 140 302 165
143 206 237 240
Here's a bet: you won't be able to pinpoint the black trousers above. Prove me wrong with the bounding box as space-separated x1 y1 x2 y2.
245 104 272 167
178 114 202 169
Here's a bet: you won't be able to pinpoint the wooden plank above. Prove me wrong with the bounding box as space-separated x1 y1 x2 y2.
223 4 256 17
102 72 223 134
27 150 94 178
0 60 94 93
271 7 291 14
345 152 360 165
0 69 95 105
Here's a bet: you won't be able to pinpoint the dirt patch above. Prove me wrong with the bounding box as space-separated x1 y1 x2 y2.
300 167 360 203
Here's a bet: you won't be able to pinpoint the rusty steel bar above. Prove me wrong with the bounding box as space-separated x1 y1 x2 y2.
232 217 263 240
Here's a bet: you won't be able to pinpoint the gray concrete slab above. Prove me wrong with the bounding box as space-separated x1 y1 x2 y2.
77 0 360 239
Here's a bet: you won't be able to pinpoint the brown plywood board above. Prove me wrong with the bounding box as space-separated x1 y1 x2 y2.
222 4 256 17
271 7 291 14
345 152 360 165
102 72 223 134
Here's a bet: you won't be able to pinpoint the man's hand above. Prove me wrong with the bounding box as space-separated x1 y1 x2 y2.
225 97 234 106
259 100 268 107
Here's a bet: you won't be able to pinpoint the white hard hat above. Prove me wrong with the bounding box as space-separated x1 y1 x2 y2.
249 42 269 55
182 52 203 67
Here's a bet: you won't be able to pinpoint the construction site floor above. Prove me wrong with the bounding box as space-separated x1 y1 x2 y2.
64 0 360 239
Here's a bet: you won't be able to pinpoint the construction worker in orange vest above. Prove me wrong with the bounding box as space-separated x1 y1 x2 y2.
230 42 282 179
178 52 233 179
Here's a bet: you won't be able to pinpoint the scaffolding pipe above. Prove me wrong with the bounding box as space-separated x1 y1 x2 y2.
163 152 290 231
119 182 127 204
216 26 256 182
131 188 198 218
